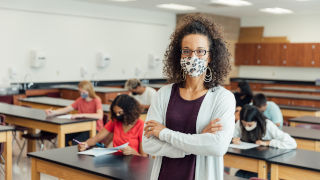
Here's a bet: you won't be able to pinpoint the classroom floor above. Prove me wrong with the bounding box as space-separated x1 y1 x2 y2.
1 133 58 180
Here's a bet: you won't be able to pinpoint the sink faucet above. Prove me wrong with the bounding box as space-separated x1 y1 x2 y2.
23 73 33 90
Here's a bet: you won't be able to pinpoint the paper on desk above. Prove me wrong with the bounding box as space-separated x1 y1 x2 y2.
56 114 72 119
78 143 129 157
229 142 259 150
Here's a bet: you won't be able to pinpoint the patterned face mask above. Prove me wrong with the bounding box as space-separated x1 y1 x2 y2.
181 56 208 77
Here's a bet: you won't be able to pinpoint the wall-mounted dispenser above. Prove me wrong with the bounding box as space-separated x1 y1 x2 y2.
30 50 46 68
97 52 111 69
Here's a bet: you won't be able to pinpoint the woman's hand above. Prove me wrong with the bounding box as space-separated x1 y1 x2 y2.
232 137 241 145
45 109 55 117
144 120 166 138
201 118 222 134
121 146 138 156
71 114 84 119
256 140 270 146
78 142 89 152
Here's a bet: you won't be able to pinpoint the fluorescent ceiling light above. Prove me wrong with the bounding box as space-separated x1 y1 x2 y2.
110 0 136 2
157 3 196 11
260 7 293 14
210 0 252 6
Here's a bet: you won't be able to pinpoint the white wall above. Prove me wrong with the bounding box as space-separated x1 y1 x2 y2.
238 14 320 81
0 0 176 86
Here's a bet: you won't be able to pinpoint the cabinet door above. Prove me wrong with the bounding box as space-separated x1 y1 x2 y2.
256 43 281 66
312 43 320 67
235 43 256 65
286 43 314 67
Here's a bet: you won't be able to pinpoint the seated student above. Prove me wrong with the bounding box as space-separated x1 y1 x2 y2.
78 94 147 157
232 105 296 179
232 104 296 149
125 78 156 111
253 93 283 128
45 80 104 146
234 81 253 108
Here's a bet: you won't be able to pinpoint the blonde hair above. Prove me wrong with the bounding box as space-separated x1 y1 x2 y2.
78 80 99 99
125 79 141 90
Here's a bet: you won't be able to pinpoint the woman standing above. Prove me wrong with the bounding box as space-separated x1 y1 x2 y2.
143 15 235 180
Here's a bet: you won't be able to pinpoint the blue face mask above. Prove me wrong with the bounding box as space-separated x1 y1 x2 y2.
81 92 89 99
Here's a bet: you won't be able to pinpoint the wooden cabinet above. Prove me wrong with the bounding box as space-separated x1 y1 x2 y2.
256 43 282 66
235 43 320 67
235 43 256 65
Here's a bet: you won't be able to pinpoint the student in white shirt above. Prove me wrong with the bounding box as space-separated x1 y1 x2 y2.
233 104 296 149
232 104 296 178
142 15 235 180
125 78 156 111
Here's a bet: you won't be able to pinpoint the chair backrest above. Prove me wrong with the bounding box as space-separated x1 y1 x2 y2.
0 114 5 125
103 113 109 126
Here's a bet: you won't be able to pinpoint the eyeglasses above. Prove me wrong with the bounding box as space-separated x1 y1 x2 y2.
181 49 210 56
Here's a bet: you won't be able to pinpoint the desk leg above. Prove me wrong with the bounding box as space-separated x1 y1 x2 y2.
290 122 296 127
4 131 12 180
57 131 65 148
315 141 320 152
27 128 37 152
271 164 279 180
258 160 267 179
89 121 96 138
31 158 40 180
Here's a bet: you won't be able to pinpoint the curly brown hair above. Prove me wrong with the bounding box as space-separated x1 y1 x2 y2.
163 14 231 89
110 94 141 125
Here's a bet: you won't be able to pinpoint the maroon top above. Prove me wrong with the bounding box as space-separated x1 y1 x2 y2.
158 84 206 180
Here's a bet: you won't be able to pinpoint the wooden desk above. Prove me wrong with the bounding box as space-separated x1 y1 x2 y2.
19 97 149 121
0 103 97 152
52 85 129 104
19 97 110 113
28 146 152 180
262 86 320 95
289 116 320 127
224 147 293 179
0 125 14 180
269 149 320 180
283 126 320 152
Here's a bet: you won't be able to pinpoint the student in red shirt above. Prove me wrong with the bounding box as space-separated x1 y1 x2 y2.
45 80 104 146
78 94 147 157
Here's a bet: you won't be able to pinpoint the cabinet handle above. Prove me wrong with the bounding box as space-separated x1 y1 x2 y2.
283 45 287 49
257 45 261 49
257 60 261 64
312 45 315 49
283 60 286 64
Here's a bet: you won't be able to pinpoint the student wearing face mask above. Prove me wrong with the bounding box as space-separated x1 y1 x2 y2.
125 78 157 111
232 104 296 148
232 104 296 178
78 94 147 157
45 80 104 146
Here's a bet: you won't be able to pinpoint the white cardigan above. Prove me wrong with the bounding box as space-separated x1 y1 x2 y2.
233 119 297 149
142 84 236 180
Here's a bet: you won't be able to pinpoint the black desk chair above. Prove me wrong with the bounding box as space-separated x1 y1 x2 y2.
16 106 57 164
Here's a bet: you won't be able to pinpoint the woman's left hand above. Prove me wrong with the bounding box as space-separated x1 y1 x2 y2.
144 120 166 138
256 140 270 146
71 114 84 119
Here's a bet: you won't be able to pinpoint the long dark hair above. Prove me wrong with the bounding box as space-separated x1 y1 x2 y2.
238 81 253 96
240 105 267 143
110 94 141 125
